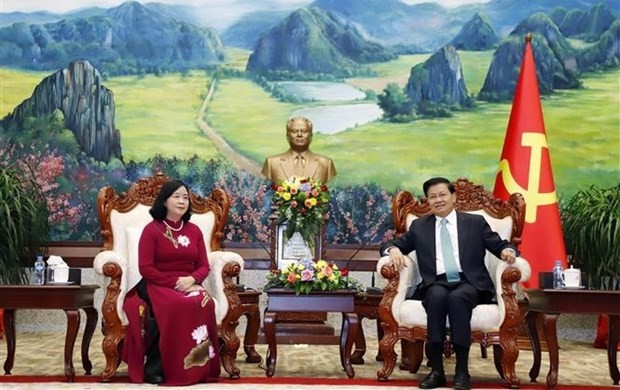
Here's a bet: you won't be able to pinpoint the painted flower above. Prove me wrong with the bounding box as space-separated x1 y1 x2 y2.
178 235 190 247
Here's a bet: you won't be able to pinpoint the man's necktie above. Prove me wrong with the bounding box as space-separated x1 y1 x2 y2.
294 154 305 168
440 218 461 282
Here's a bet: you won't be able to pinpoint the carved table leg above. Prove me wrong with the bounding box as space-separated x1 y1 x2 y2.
81 307 98 375
526 310 541 382
341 312 359 379
63 309 81 382
608 314 620 385
350 314 367 365
264 311 277 377
2 309 15 375
242 308 261 363
542 313 560 389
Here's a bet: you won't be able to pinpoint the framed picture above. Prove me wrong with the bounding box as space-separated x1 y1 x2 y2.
270 222 325 270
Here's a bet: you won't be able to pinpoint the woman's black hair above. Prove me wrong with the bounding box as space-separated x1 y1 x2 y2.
149 179 192 222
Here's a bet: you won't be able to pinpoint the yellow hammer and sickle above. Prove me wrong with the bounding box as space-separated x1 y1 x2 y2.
497 132 557 223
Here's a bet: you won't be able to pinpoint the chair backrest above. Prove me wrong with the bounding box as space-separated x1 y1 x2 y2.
97 172 230 291
392 178 525 278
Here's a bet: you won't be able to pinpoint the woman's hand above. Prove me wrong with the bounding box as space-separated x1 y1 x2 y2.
175 276 197 292
187 284 205 293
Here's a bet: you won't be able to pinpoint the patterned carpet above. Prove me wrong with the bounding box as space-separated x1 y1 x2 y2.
0 330 615 389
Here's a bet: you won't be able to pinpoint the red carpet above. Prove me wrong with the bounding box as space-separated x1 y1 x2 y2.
0 375 613 389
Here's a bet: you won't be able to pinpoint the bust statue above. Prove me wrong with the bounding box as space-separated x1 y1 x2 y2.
261 116 337 184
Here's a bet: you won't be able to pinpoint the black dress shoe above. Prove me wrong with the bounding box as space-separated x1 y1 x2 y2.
420 370 447 389
145 374 165 384
453 372 471 390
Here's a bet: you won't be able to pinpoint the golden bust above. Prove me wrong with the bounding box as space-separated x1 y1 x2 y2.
261 116 337 184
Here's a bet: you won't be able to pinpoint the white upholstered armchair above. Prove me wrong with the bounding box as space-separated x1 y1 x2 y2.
376 178 531 388
93 173 246 380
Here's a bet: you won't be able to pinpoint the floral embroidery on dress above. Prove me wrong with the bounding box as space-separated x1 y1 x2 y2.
183 324 215 369
177 235 190 247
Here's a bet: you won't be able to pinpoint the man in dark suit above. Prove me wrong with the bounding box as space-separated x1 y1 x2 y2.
380 177 517 390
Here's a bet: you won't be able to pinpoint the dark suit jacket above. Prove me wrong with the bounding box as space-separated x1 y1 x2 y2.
380 212 517 297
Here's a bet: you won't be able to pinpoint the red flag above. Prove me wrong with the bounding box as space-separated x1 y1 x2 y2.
493 34 567 288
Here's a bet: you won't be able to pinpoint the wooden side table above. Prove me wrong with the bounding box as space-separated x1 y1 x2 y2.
0 284 99 382
263 289 359 378
525 289 620 388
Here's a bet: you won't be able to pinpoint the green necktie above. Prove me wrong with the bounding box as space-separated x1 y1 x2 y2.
440 218 461 282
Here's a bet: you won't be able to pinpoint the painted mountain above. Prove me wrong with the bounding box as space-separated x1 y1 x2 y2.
0 1 225 76
246 7 396 75
221 10 292 49
480 13 581 101
550 3 618 41
450 12 499 51
2 60 121 163
406 46 469 106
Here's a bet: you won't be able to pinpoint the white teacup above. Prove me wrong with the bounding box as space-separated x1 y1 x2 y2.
47 266 69 283
561 266 581 287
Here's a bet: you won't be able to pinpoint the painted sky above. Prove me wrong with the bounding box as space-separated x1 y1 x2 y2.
2 0 490 14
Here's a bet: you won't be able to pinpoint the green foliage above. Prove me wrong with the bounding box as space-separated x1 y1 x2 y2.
562 184 620 290
377 82 414 120
8 110 80 155
0 165 49 284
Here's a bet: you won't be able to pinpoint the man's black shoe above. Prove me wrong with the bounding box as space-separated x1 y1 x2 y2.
453 372 471 390
420 370 447 389
145 374 165 384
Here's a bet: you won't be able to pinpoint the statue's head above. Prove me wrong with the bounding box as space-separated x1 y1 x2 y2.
286 116 313 152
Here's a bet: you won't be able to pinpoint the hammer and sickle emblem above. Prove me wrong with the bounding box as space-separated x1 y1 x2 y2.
497 132 557 223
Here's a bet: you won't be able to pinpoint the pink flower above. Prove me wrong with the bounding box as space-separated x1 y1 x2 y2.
300 269 314 281
323 266 333 278
287 273 297 283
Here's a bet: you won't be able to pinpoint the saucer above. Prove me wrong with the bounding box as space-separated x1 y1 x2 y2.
559 285 585 290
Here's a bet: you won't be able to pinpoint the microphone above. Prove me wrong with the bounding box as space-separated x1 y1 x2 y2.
341 216 393 274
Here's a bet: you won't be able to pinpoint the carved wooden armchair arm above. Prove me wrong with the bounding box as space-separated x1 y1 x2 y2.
491 256 531 334
93 251 128 334
376 254 417 332
204 250 244 378
203 251 244 323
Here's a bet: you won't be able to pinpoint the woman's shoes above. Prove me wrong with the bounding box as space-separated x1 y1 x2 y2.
145 374 165 384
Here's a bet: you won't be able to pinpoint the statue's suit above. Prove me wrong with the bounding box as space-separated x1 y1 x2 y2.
261 150 336 184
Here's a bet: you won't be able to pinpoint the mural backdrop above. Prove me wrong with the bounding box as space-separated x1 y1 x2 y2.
1 0 619 246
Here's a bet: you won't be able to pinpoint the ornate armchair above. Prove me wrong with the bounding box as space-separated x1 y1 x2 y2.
93 173 246 380
376 178 530 388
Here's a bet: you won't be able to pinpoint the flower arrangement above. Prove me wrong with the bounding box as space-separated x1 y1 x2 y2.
265 259 366 295
272 176 329 244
